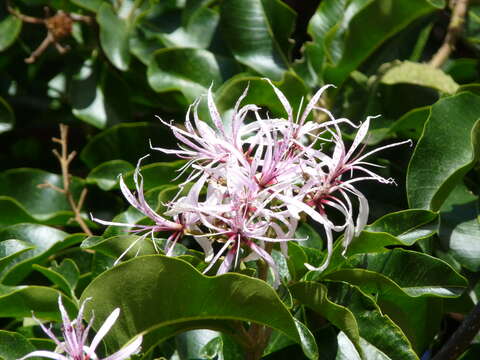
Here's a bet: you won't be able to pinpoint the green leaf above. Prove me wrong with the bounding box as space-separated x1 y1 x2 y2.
0 285 76 320
86 160 135 191
330 248 467 298
389 106 430 140
141 1 220 50
439 183 480 271
0 197 39 227
290 282 362 357
0 239 33 274
33 259 80 295
69 0 105 12
316 209 438 275
445 58 479 84
325 268 445 353
219 0 295 79
81 235 164 261
0 225 84 285
71 59 132 128
295 223 323 250
0 97 14 134
325 281 419 360
97 3 131 71
380 61 459 94
322 0 442 85
147 48 237 103
176 330 221 360
215 73 309 119
80 255 314 358
0 168 87 226
122 161 185 190
0 15 22 52
365 209 438 243
407 92 480 210
0 330 35 360
80 122 168 169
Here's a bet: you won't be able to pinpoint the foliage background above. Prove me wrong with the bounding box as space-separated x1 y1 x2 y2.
0 0 479 359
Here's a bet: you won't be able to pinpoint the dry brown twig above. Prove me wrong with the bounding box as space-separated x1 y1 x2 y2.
38 124 92 236
6 0 92 63
429 0 470 68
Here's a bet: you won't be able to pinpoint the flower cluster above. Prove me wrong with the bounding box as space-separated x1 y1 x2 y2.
94 79 409 285
20 296 142 360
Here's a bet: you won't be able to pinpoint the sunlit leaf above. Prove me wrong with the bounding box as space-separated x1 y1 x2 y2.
80 255 316 358
407 92 480 210
439 183 480 271
219 0 295 79
381 61 459 94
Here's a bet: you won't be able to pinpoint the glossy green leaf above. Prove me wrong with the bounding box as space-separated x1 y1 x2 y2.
290 282 362 357
0 97 14 134
407 92 480 210
0 168 86 226
81 235 159 261
294 223 323 250
80 122 168 168
71 59 132 128
0 225 84 285
332 248 467 298
86 160 134 191
215 73 309 119
439 183 480 271
389 106 430 140
0 285 76 320
285 242 308 281
0 15 22 52
326 269 444 353
322 0 442 85
176 330 221 360
365 209 438 243
381 61 459 94
141 2 220 50
0 330 35 360
80 255 314 358
147 48 237 103
0 239 34 273
325 281 419 360
97 4 131 71
0 197 40 226
33 259 80 295
312 210 439 276
335 330 423 360
219 0 294 79
122 161 185 190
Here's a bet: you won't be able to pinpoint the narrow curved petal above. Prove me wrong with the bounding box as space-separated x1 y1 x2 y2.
103 335 143 360
87 308 120 356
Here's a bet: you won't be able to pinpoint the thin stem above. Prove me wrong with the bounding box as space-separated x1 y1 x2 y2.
7 0 45 24
42 124 93 236
432 301 480 360
429 0 470 68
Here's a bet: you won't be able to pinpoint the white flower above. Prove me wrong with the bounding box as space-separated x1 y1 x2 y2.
20 296 142 360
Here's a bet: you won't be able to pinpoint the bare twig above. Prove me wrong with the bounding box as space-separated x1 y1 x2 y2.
429 0 470 68
39 124 92 236
432 301 480 360
6 0 92 63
